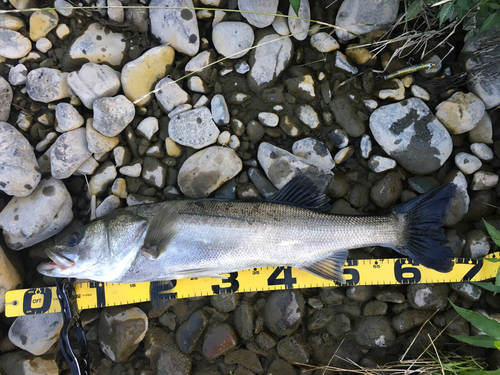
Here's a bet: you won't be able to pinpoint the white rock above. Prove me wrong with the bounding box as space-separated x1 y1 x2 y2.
119 163 142 177
185 50 215 75
0 14 25 30
468 113 493 144
9 313 63 355
235 61 250 74
360 134 372 159
295 104 320 130
168 104 192 118
212 21 254 59
55 102 84 132
178 146 242 198
96 195 121 217
8 63 27 86
93 95 135 137
89 161 117 195
271 11 290 36
443 169 470 226
239 0 278 28
471 171 499 190
54 0 75 17
113 146 131 167
155 77 189 113
334 145 355 164
368 155 397 173
470 143 493 161
310 32 340 53
0 245 21 314
257 142 334 191
229 134 240 150
35 37 52 53
186 76 210 93
288 0 310 41
334 51 358 74
69 23 126 66
35 131 57 152
0 177 73 250
378 79 405 100
0 122 41 197
137 117 159 141
455 152 482 175
26 68 72 103
211 94 230 125
75 155 99 175
56 23 70 39
435 92 486 134
0 29 31 59
107 0 124 22
292 138 335 170
168 106 220 149
217 131 230 145
0 76 12 122
149 0 199 56
258 112 279 127
67 63 121 109
51 128 91 179
410 84 430 101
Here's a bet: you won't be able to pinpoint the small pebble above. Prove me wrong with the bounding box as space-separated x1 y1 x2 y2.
119 163 142 177
360 134 372 159
455 152 482 175
410 84 430 101
334 146 355 164
217 131 230 145
137 117 159 141
368 155 397 173
329 129 349 149
258 112 279 127
470 143 493 161
471 171 499 190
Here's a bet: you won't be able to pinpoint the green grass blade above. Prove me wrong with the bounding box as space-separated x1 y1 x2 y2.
450 301 500 340
449 333 499 348
479 12 500 33
472 281 500 293
463 369 500 375
289 0 301 16
484 219 500 247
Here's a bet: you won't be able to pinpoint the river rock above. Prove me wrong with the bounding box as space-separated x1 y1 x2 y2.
443 170 470 226
86 118 119 153
392 309 433 333
258 142 334 191
369 98 452 174
26 68 72 103
67 63 121 109
435 92 485 134
335 0 399 41
149 0 199 56
460 27 500 109
455 152 482 175
51 128 91 179
0 351 58 375
168 106 220 149
463 229 490 259
288 0 310 41
8 64 27 86
122 45 175 106
66 23 126 67
264 290 305 336
239 0 278 28
329 94 366 137
0 28 31 59
225 349 263 372
175 310 208 354
212 21 254 59
145 328 192 375
9 313 63 355
142 156 167 189
407 284 448 310
89 160 117 195
0 76 12 121
202 323 238 360
29 9 58 42
472 171 498 190
93 95 135 137
0 245 21 314
292 138 335 170
0 122 41 197
469 113 493 144
248 30 293 92
178 146 242 198
354 316 396 348
99 306 148 362
0 177 72 250
155 77 189 113
211 94 230 125
55 103 84 132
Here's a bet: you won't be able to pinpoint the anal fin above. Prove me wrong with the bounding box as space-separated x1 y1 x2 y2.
141 202 178 260
300 250 349 284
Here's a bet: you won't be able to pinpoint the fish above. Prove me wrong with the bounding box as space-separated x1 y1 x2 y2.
37 176 456 284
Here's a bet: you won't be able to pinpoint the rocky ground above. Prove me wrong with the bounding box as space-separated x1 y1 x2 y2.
1 0 500 374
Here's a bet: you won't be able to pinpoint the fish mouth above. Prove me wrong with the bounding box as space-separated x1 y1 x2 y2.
37 248 76 273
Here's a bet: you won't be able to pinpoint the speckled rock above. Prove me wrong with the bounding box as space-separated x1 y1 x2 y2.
149 0 199 56
86 118 119 153
264 290 305 336
435 92 485 134
155 77 189 113
50 128 91 179
369 98 452 175
212 21 254 59
168 107 220 149
9 313 63 355
0 122 41 197
93 95 135 137
55 102 84 132
26 68 72 103
29 9 58 42
257 142 334 191
0 245 21 314
0 28 31 59
288 0 310 41
121 45 175 106
0 177 73 250
354 316 396 348
239 0 278 28
178 146 242 198
99 306 148 362
0 76 12 122
407 284 448 310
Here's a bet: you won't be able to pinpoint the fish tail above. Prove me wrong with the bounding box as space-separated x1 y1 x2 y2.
391 184 456 273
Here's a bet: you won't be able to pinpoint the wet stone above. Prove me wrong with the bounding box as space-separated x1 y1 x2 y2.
353 316 396 348
306 308 333 331
279 115 302 137
368 155 397 173
472 171 498 190
407 284 448 310
142 156 167 189
264 290 305 336
210 292 240 313
329 129 349 149
292 138 335 170
295 104 320 130
329 94 366 137
0 351 58 375
255 332 276 350
450 282 482 301
463 229 490 259
145 327 192 375
443 170 470 226
392 309 433 333
202 323 238 360
326 311 351 337
363 300 388 316
284 67 316 101
408 176 440 194
248 167 277 198
277 333 310 364
334 51 358 74
169 106 219 149
225 349 262 373
370 171 403 209
319 288 345 305
375 287 405 303
234 299 253 340
175 310 208 354
267 358 296 375
347 286 374 302
93 95 135 137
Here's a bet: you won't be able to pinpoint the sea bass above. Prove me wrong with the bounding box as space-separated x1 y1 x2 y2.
37 176 456 284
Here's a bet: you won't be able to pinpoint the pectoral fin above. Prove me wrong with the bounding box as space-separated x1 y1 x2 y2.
300 250 349 284
141 202 178 260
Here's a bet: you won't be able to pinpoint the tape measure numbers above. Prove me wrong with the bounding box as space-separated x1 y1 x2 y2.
5 252 499 317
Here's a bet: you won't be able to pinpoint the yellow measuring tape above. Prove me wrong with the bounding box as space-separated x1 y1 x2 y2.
5 252 499 318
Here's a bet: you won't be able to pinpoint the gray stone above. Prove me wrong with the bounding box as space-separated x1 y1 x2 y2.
443 170 470 226
264 290 305 336
392 310 433 333
0 177 73 250
211 293 240 312
178 146 242 198
334 145 355 164
470 143 493 161
93 95 135 137
0 351 59 375
468 113 493 144
107 0 124 22
54 0 75 17
295 104 320 130
0 76 12 121
329 129 349 149
471 171 498 190
334 51 358 74
370 171 402 209
369 98 452 174
0 28 31 59
67 63 121 109
89 160 117 195
168 107 220 149
292 138 335 170
155 77 190 113
234 299 254 340
8 64 27 86
239 0 278 28
99 306 148 362
225 349 263 372
455 152 482 175
329 94 366 137
9 313 63 355
142 156 167 189
363 300 388 316
271 11 290 36
248 167 277 198
277 333 310 364
248 30 293 92
435 92 485 134
55 102 84 132
0 122 41 197
408 176 440 194
258 112 279 127
335 0 399 41
202 323 238 360
354 316 395 348
145 328 192 375
211 94 230 125
288 0 310 41
450 282 482 301
368 155 397 173
310 32 340 52
463 229 490 259
175 310 208 354
149 0 199 56
284 67 316 101
257 142 334 191
26 68 72 103
137 117 159 141
407 284 448 310
212 21 254 59
86 118 119 153
51 128 91 179
96 195 121 217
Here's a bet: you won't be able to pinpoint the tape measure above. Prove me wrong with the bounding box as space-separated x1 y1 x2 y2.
5 252 499 317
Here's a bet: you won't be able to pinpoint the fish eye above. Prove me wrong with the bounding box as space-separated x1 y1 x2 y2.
66 231 82 246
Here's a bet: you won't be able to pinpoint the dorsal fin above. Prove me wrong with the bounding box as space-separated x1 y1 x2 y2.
266 175 331 211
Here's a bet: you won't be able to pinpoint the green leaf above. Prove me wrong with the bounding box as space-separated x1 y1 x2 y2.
486 257 500 263
495 340 500 350
471 281 500 292
496 266 500 287
489 3 500 9
480 12 500 32
483 219 500 247
449 333 499 348
289 0 301 16
406 0 423 20
457 0 470 10
439 2 455 26
450 301 500 339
